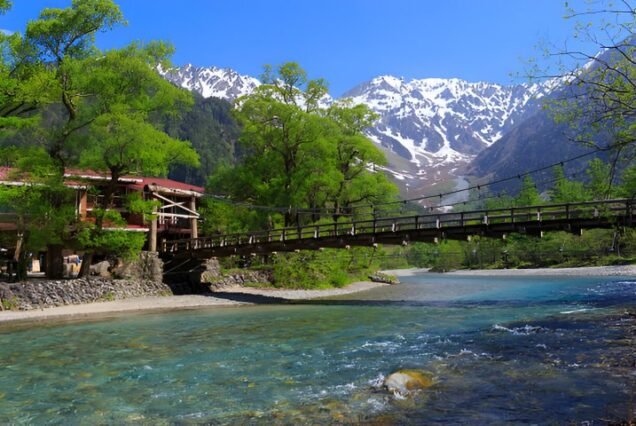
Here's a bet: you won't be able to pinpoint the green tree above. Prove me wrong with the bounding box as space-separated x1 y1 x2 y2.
1 0 199 277
618 163 636 198
233 62 329 226
325 102 398 221
515 175 541 206
542 2 636 189
550 165 589 203
0 31 54 131
211 62 398 228
0 150 76 280
586 158 615 199
24 0 126 170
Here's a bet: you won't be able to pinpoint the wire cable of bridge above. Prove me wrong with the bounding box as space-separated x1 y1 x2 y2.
369 148 602 209
370 163 591 215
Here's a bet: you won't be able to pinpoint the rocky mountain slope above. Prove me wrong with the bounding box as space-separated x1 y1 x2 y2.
162 64 555 196
343 76 551 191
161 64 260 101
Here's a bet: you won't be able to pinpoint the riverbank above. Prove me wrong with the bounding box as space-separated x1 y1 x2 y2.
383 264 636 277
0 281 388 324
1 265 633 325
0 294 248 324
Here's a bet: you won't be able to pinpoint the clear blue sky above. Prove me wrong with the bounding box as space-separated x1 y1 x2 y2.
1 0 603 96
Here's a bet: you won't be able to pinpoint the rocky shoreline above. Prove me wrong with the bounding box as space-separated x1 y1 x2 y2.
1 264 633 325
0 278 174 311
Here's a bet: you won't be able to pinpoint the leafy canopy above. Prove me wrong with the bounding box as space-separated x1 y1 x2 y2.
209 62 398 229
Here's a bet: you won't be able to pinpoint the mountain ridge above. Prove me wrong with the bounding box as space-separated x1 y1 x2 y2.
161 64 555 197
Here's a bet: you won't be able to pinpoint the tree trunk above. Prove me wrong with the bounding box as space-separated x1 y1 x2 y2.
15 250 28 282
46 244 65 279
78 252 93 278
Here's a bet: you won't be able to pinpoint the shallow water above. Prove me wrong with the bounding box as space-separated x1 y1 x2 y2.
1 273 635 424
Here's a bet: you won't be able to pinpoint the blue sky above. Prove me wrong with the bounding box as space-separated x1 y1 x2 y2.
1 0 604 96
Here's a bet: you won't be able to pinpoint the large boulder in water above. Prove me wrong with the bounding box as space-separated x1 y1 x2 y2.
383 369 434 397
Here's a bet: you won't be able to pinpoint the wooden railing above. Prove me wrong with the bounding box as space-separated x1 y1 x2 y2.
160 199 634 254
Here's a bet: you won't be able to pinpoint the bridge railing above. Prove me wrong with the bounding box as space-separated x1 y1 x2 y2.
160 198 633 254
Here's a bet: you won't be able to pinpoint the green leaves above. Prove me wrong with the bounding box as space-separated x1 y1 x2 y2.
550 165 588 203
26 0 124 62
81 112 198 178
211 62 398 228
0 1 11 14
0 0 200 263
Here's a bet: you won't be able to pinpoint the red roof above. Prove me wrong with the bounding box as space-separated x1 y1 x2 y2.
0 167 205 194
130 177 205 194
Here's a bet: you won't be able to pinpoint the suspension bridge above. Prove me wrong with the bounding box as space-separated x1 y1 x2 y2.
159 198 634 260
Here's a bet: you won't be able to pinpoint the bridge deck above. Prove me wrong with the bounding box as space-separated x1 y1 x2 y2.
160 199 634 259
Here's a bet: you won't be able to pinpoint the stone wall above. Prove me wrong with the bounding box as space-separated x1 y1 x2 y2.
200 258 272 290
112 251 164 283
0 278 173 311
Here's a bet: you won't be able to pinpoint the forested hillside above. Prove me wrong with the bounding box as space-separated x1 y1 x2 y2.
162 94 241 186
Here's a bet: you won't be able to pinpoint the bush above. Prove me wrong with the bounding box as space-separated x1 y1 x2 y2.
269 247 379 289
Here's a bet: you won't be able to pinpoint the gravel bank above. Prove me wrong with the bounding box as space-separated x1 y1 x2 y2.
211 281 389 300
0 295 249 324
0 281 389 325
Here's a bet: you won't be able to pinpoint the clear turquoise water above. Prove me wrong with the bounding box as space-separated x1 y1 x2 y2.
1 273 635 424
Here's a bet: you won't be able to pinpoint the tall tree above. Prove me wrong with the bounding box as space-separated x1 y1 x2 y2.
0 152 75 280
550 165 589 203
586 157 615 199
515 175 541 207
0 32 54 131
210 62 398 228
542 1 636 188
0 0 199 277
326 102 397 221
215 62 330 226
25 0 126 170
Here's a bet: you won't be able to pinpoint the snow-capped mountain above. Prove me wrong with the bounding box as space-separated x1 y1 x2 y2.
344 76 550 183
160 64 260 100
162 64 554 196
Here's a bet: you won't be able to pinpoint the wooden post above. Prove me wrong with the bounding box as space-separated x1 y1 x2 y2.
190 196 198 240
149 194 158 252
79 190 88 220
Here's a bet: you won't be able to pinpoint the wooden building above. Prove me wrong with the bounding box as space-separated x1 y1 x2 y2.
0 167 205 252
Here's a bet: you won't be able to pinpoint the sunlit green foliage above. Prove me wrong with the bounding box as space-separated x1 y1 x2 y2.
0 0 199 277
209 62 398 228
269 247 380 289
550 165 588 203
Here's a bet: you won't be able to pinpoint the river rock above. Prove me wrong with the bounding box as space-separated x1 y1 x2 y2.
90 261 111 278
383 369 434 397
368 273 400 285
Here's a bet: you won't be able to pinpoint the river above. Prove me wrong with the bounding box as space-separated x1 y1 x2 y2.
1 273 635 424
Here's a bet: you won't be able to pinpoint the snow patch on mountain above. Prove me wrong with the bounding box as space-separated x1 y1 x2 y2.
343 76 551 173
160 64 260 101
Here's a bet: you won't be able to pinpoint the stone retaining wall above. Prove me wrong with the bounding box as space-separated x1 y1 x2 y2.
200 258 272 290
0 278 173 311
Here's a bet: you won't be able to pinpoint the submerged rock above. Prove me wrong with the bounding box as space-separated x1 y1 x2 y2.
383 369 434 397
368 273 400 285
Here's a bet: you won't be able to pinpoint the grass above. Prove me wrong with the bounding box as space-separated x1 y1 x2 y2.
1 297 18 310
